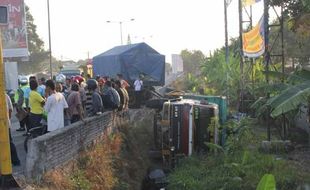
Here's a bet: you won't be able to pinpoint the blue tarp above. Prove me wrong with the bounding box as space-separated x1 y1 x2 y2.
93 43 165 86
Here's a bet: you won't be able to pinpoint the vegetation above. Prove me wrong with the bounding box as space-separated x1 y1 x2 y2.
18 6 61 75
272 0 310 37
39 110 154 190
168 3 310 189
167 118 310 190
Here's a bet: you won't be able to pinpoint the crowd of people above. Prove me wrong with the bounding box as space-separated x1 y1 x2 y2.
7 73 142 166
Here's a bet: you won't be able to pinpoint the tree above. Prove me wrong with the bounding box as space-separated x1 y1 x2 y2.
180 49 205 74
18 5 49 74
272 0 310 37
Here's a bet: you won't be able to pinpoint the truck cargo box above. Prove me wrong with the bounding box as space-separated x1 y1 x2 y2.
93 43 165 86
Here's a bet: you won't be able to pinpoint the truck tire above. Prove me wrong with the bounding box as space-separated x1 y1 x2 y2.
145 99 168 110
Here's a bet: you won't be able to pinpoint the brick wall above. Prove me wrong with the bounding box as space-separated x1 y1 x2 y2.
25 112 114 181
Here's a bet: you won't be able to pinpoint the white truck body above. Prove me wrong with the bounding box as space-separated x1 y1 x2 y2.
4 62 18 91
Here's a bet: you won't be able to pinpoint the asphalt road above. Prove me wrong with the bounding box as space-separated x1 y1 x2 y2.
10 115 27 175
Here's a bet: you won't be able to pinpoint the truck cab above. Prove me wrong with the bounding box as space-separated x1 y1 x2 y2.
151 98 219 168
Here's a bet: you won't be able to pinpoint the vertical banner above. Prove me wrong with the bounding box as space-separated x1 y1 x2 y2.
242 16 265 58
242 0 261 6
0 0 28 58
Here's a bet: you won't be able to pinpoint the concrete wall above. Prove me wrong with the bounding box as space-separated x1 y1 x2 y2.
25 112 113 181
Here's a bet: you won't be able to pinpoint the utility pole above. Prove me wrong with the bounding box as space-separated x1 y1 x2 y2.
106 19 135 45
224 0 229 65
47 0 52 79
224 0 230 101
238 0 244 112
119 22 123 45
264 0 271 141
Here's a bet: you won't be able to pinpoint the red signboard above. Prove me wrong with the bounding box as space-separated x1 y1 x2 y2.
0 0 28 58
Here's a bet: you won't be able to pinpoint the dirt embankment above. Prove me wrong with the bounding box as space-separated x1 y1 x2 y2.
24 108 155 190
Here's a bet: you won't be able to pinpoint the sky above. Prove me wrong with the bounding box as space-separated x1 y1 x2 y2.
24 0 265 62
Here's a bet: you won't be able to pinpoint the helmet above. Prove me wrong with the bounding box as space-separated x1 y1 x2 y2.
19 76 28 85
55 74 66 84
86 79 98 91
72 75 84 84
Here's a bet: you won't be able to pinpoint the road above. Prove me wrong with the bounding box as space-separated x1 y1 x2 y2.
10 115 27 176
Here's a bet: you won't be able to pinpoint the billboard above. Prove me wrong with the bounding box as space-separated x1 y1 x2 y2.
0 0 28 58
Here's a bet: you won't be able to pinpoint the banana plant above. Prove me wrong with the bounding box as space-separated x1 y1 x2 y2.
268 81 310 118
252 69 310 119
256 174 276 190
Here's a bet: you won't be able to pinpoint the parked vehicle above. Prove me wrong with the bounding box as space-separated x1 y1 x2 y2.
60 66 81 78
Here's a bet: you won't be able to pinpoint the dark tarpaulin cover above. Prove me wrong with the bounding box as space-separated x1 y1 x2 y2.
93 43 165 86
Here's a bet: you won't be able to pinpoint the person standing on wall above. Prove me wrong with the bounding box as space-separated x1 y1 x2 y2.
44 80 69 132
133 75 143 108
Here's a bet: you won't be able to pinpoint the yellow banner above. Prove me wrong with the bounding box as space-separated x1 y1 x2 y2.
242 16 265 58
242 0 261 6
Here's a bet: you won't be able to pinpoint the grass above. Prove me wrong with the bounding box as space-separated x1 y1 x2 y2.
167 118 310 190
38 109 155 190
42 133 120 190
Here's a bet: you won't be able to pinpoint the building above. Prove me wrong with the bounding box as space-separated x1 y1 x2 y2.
171 54 183 74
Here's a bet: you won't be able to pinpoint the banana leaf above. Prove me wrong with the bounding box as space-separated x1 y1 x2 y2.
288 69 310 83
268 82 310 118
251 97 266 109
256 174 276 190
254 83 289 94
262 71 289 80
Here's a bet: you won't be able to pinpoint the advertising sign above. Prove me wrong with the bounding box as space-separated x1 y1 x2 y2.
0 0 28 58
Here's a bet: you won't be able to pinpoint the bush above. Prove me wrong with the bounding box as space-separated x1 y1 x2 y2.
168 118 310 190
71 170 92 190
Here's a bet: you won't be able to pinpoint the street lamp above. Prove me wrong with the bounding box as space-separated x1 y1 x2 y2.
106 18 135 45
134 35 153 42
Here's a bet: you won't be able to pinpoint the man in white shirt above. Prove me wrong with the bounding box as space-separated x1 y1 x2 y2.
44 80 69 132
6 94 20 166
133 76 143 108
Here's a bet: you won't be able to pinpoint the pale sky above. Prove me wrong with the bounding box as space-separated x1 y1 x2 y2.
24 0 265 62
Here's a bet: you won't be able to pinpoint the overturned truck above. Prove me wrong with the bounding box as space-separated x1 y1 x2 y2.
147 95 227 168
93 43 165 106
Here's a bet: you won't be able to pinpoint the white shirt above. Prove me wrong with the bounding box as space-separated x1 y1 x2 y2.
6 94 13 127
44 92 68 132
134 79 143 91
